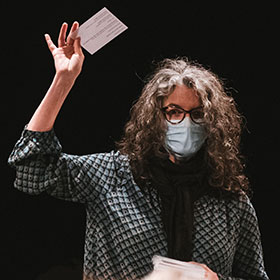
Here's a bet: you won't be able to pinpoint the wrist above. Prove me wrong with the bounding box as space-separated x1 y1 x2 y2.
54 71 76 84
52 73 76 96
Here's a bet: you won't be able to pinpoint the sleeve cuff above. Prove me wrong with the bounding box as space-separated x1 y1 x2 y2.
8 125 62 166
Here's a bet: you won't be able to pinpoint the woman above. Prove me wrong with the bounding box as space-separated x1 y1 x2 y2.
8 22 269 280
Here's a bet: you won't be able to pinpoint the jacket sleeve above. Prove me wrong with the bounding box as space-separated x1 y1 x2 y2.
8 127 121 203
218 196 269 280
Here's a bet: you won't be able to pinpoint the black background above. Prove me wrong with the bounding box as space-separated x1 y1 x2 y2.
1 1 278 279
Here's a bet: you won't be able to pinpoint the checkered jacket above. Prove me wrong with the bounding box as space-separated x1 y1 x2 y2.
8 128 269 280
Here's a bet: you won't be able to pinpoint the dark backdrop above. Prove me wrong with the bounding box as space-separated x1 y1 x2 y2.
1 1 278 279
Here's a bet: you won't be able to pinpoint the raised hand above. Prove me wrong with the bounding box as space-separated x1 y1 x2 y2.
27 22 85 131
45 22 85 81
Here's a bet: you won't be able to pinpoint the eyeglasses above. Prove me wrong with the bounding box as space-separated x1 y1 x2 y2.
161 104 205 124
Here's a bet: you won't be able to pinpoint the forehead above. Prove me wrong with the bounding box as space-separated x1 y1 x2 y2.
163 84 201 110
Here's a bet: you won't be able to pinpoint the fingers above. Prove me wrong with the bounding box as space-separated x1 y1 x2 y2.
58 22 68 47
188 261 208 277
67 21 79 45
44 34 56 53
45 21 82 55
189 262 218 279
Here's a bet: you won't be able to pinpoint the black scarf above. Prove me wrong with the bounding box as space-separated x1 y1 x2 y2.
148 148 209 261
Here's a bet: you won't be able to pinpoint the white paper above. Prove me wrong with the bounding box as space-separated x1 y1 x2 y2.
152 255 205 280
71 7 128 55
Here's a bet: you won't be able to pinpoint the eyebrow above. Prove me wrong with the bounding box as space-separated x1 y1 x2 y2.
165 103 202 111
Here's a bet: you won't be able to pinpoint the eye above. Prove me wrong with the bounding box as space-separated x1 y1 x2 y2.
192 110 203 118
164 108 185 123
166 108 183 116
191 109 204 122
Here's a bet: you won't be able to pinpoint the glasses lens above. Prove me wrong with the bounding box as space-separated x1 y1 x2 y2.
164 108 185 124
190 109 204 124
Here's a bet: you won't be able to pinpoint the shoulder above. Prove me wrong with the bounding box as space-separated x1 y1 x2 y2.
111 150 130 169
196 193 260 241
66 151 131 183
227 193 257 220
224 193 259 228
80 150 131 179
234 194 259 229
67 150 133 191
196 191 257 220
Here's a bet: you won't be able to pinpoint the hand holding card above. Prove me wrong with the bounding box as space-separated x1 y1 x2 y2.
44 21 85 80
149 255 206 280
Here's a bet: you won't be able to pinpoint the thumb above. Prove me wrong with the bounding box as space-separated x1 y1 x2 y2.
44 34 56 53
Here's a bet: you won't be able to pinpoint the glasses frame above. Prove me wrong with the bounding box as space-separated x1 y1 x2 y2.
161 104 204 125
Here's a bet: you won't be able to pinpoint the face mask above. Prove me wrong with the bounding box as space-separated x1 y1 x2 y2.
165 117 207 159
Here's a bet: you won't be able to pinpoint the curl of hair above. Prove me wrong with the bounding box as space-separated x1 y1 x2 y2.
116 57 250 195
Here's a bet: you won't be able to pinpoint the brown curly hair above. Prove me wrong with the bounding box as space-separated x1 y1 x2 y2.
116 57 250 195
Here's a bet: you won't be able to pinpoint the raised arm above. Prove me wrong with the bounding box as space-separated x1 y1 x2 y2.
27 22 84 132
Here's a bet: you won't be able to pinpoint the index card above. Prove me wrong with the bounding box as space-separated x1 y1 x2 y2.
71 7 128 55
152 255 205 280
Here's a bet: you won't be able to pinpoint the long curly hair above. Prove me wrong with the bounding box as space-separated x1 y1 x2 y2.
116 57 250 195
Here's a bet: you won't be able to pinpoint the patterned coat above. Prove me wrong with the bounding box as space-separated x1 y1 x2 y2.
8 128 269 280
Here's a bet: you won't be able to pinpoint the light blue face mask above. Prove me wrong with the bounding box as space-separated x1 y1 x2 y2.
165 117 207 159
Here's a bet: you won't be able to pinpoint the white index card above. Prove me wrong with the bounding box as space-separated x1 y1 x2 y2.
152 255 205 280
71 7 128 55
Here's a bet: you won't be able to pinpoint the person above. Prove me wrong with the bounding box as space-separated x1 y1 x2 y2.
8 22 269 280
